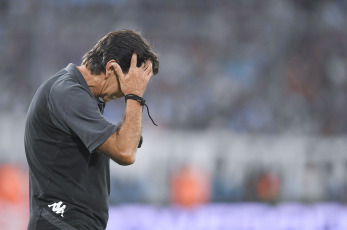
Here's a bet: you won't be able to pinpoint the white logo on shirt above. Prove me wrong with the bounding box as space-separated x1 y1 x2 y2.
48 201 66 217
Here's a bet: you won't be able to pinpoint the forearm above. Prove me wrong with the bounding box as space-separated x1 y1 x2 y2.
97 100 142 165
116 99 143 155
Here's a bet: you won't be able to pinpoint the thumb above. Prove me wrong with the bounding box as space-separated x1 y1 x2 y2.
111 63 124 80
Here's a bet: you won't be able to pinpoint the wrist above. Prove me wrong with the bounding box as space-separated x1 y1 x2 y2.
123 91 143 97
124 94 158 126
125 94 146 106
125 98 142 107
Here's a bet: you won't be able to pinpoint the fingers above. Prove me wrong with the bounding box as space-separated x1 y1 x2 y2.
143 60 151 71
111 62 124 81
130 53 138 69
145 62 153 80
119 55 154 96
130 53 151 72
129 53 153 80
145 62 152 74
147 70 153 81
138 60 153 80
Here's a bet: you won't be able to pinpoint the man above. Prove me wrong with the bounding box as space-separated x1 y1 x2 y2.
24 30 159 230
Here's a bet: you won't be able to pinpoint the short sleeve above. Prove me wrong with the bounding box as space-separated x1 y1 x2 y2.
48 80 117 153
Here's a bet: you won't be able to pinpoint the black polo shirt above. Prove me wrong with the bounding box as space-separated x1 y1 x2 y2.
25 64 118 230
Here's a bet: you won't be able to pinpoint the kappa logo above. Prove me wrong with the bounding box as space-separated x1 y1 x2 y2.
48 201 66 217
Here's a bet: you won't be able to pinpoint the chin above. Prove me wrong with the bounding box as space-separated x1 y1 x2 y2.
102 96 111 102
106 95 118 102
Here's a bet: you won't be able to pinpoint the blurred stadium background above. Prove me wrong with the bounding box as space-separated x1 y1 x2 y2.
1 0 347 229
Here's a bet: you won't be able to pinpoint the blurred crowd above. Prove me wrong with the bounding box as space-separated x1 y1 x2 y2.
1 0 347 134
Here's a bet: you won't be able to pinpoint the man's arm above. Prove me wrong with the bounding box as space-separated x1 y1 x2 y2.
98 100 142 165
98 53 153 165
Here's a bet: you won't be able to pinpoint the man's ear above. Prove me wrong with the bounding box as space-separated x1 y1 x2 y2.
105 60 118 78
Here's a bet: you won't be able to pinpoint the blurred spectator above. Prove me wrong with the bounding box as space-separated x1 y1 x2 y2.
170 165 210 208
0 164 27 204
0 164 29 230
256 171 281 203
212 154 243 202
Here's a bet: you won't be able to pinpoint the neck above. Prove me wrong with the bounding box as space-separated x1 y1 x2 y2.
76 65 105 97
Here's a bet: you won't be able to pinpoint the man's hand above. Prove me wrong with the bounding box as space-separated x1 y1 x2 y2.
98 53 153 165
112 53 153 97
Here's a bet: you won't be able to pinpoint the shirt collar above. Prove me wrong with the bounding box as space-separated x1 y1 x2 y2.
65 63 106 110
65 63 91 93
